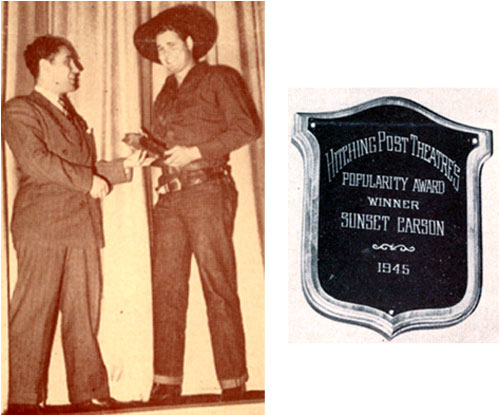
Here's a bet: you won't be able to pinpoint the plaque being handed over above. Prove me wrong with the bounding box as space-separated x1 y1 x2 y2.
292 97 492 339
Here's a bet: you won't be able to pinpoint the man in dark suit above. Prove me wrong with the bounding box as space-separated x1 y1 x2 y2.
2 35 152 413
133 5 261 403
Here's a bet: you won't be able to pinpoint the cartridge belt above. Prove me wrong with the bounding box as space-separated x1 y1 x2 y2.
156 166 230 194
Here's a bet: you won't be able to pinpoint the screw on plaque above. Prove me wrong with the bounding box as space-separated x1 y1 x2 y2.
472 138 479 145
388 309 395 316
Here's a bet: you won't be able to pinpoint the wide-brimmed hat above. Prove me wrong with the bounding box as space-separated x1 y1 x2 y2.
134 4 218 63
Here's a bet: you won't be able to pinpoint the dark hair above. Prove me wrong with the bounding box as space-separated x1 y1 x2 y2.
23 35 81 78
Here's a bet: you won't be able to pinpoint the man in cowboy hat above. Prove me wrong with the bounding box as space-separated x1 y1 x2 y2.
2 34 152 413
133 4 261 403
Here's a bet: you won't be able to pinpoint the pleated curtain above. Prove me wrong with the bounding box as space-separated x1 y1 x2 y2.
1 1 264 406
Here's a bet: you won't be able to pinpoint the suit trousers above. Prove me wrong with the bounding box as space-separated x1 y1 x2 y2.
151 176 248 389
8 242 110 405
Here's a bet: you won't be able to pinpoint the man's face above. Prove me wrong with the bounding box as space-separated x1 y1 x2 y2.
155 30 193 74
44 46 82 94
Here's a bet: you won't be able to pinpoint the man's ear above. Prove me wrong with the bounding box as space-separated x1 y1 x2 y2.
186 36 194 52
38 58 51 74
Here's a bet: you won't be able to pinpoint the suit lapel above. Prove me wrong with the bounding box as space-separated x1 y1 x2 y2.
29 91 94 153
28 91 82 140
28 91 95 163
60 96 97 158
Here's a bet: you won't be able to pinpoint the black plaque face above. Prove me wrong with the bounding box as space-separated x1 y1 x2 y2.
293 97 492 338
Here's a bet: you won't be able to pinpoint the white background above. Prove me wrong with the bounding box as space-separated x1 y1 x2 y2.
289 88 498 343
268 1 500 415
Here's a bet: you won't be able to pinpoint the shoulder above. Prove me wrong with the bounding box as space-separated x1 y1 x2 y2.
207 64 244 82
2 95 45 135
205 64 249 93
4 95 34 111
3 95 39 119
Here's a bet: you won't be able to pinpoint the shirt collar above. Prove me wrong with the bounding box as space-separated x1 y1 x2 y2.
169 61 209 89
34 85 64 111
174 61 196 86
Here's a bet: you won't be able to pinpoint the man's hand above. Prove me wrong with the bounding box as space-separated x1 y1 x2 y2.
164 146 201 168
123 132 143 142
89 175 110 199
123 149 157 168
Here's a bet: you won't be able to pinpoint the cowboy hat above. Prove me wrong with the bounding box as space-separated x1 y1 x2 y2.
133 4 218 63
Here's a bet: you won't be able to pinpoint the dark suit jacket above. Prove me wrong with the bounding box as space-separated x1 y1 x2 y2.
2 91 130 249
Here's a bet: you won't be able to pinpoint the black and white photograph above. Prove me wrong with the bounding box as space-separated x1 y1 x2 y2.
1 2 264 414
278 0 500 409
289 88 498 343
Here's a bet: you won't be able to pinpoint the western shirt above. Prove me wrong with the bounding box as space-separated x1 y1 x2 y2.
151 61 261 169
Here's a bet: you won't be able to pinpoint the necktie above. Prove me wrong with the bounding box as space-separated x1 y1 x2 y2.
58 96 76 124
57 98 71 118
58 96 90 135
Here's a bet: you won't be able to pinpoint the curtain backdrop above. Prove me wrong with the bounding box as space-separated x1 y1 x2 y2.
1 1 264 407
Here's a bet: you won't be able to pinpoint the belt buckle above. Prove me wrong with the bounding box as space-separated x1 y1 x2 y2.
157 177 182 194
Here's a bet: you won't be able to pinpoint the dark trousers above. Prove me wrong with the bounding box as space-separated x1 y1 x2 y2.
151 176 248 389
8 242 110 405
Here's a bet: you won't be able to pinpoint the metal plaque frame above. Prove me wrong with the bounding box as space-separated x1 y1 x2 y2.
291 96 492 339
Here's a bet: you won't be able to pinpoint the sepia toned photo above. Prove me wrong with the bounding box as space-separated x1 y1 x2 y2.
1 2 264 414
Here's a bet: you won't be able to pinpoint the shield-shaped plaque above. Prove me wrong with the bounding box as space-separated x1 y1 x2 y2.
292 97 492 339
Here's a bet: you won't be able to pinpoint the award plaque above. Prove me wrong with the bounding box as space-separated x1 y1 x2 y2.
292 97 492 339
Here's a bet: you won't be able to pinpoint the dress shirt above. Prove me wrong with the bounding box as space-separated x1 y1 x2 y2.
34 85 66 114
